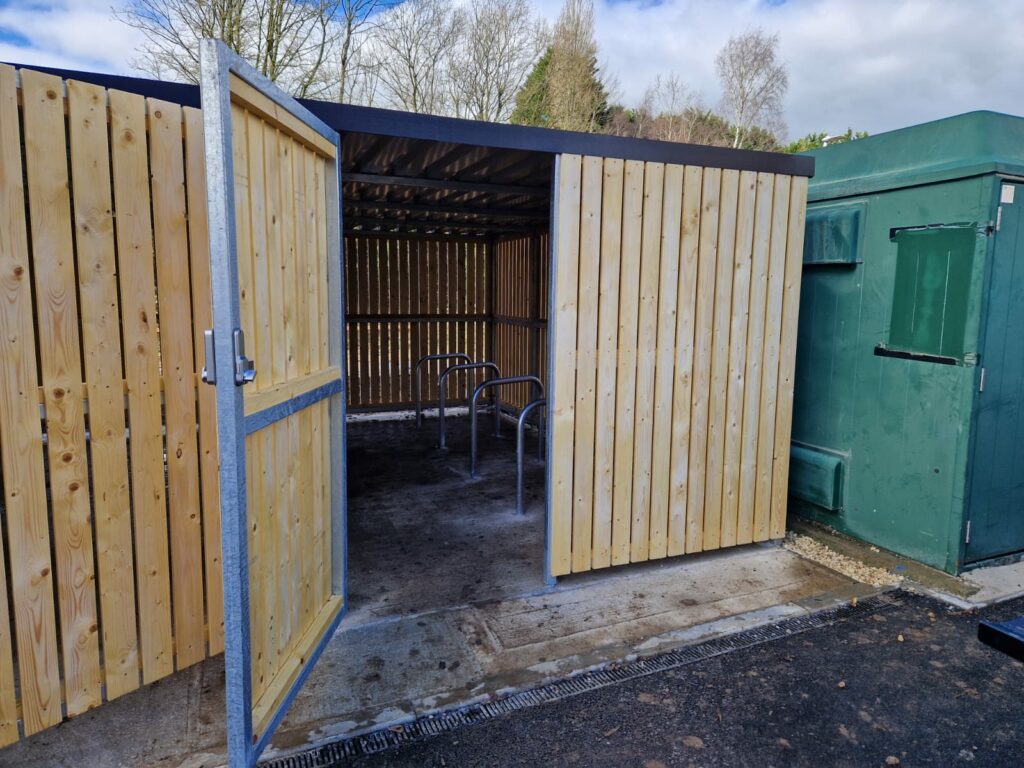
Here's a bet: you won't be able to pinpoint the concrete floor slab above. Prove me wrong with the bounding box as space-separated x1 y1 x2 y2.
344 416 547 626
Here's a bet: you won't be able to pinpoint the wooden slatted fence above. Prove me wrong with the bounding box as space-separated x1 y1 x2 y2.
494 234 549 411
344 235 492 410
0 65 222 746
548 154 808 576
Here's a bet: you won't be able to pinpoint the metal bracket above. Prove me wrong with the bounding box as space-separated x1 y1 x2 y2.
233 328 256 386
201 329 216 385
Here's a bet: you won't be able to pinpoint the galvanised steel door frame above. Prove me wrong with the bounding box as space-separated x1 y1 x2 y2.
199 39 347 767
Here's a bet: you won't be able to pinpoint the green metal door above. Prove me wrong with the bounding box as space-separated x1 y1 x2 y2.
965 181 1024 564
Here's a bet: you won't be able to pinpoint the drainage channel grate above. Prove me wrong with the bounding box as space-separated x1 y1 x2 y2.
261 592 902 768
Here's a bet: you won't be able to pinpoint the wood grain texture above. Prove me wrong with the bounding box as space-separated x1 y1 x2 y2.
570 156 603 573
0 63 62 738
667 166 703 557
183 106 224 655
0 512 17 744
229 73 336 159
0 69 248 744
149 98 205 670
685 167 721 553
22 68 103 717
737 173 776 546
629 162 665 562
68 78 140 699
720 171 758 548
648 163 684 560
551 157 804 573
769 177 808 539
702 169 739 551
753 174 793 541
109 87 175 683
591 159 624 569
346 237 494 410
549 154 582 576
611 160 645 566
226 102 340 724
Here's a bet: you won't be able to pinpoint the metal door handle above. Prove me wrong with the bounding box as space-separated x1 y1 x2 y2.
201 329 216 385
233 328 256 386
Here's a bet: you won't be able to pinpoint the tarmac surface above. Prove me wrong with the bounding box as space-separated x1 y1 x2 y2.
327 592 1024 768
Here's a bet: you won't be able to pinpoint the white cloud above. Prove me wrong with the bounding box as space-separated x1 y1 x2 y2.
538 0 1024 138
0 0 143 75
3 0 1024 139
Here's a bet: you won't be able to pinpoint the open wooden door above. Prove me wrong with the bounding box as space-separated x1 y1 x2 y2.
199 40 346 766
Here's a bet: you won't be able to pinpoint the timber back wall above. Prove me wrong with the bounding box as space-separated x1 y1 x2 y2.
343 232 550 413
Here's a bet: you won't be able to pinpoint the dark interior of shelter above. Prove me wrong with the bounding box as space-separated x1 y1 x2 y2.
339 133 554 621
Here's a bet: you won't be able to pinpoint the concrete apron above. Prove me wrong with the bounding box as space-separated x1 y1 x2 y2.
263 545 873 764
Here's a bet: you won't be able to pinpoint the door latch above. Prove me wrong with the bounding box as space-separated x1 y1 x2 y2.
233 328 256 386
201 329 216 385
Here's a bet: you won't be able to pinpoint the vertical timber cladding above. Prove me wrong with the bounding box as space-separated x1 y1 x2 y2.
548 154 808 577
494 234 550 410
344 235 491 410
0 65 223 746
226 74 343 737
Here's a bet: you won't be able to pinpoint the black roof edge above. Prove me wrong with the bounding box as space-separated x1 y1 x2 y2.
7 61 814 178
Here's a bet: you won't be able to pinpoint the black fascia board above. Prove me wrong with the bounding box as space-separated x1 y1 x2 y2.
7 61 814 178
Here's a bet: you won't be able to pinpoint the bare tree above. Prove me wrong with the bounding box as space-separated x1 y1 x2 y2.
448 0 546 122
252 0 342 96
114 0 340 97
547 0 609 132
715 29 788 148
333 0 392 104
337 34 383 105
643 73 695 142
114 0 247 81
371 0 464 114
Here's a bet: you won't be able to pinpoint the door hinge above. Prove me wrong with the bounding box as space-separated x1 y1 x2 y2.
979 367 986 392
996 206 1002 231
965 520 972 544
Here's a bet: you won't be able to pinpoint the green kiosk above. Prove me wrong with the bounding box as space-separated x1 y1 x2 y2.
791 111 1024 575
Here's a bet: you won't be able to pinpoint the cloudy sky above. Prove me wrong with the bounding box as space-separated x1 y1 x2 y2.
2 0 1024 140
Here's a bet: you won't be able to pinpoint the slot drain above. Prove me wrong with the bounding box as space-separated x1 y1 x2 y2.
261 592 901 767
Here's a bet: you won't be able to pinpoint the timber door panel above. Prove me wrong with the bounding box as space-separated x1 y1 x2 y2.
200 41 346 767
548 154 807 577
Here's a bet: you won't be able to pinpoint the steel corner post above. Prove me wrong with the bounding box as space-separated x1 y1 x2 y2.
199 38 254 768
